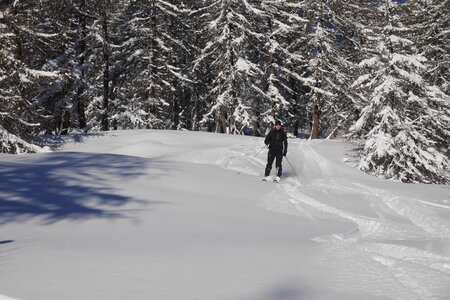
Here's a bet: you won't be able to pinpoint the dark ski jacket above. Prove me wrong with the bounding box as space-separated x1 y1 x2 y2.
264 128 288 154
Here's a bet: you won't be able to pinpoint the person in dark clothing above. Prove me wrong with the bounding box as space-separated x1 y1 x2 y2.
264 120 288 179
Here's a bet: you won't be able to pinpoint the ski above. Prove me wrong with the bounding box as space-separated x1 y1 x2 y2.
262 176 281 183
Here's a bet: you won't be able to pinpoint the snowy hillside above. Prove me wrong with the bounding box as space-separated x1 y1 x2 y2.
1 130 449 300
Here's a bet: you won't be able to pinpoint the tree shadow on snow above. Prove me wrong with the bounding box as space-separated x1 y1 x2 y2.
0 152 167 225
253 282 310 300
0 240 14 245
33 133 107 150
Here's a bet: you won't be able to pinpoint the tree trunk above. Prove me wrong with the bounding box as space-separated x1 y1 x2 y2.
216 108 227 134
61 111 70 135
101 2 109 131
76 0 87 130
267 16 278 121
172 99 179 129
311 91 321 139
311 2 324 140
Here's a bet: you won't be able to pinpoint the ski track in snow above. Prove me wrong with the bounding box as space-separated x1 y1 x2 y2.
220 139 450 299
0 296 20 300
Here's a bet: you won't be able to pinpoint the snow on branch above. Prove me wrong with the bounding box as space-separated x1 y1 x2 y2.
158 0 193 14
242 0 265 16
17 25 58 38
25 68 59 78
0 125 50 154
190 0 222 16
390 54 427 69
394 66 423 85
359 57 381 68
167 67 195 84
388 35 413 46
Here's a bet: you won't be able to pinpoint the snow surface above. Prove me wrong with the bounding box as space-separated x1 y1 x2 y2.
1 130 449 300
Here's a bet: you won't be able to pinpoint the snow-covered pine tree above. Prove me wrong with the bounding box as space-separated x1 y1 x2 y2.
404 0 450 181
26 0 93 135
188 0 215 132
27 0 113 135
78 0 127 132
100 0 146 130
301 0 361 139
407 0 450 121
257 0 311 135
69 0 91 132
111 0 192 130
350 0 449 184
36 0 122 135
322 0 368 138
193 0 265 134
50 0 100 134
156 0 194 130
409 0 449 95
100 0 113 131
0 1 56 153
175 1 209 131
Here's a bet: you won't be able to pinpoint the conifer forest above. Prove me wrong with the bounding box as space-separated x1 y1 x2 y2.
0 0 449 183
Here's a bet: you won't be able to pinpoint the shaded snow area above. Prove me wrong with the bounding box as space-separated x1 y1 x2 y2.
1 130 449 300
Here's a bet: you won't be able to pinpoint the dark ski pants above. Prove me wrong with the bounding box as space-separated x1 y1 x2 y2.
265 150 283 177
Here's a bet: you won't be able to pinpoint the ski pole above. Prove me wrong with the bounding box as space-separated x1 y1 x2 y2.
285 156 300 182
250 145 266 162
238 144 266 175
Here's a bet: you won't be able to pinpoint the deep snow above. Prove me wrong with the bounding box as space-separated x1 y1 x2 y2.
0 130 449 300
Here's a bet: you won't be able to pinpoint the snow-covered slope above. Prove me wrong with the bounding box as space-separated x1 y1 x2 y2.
0 130 449 300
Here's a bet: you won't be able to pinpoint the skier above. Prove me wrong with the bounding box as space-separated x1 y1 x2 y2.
263 120 287 182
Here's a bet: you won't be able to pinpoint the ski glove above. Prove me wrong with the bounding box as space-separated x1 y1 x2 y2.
283 151 287 157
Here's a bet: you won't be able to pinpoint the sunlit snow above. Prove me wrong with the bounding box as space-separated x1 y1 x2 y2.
1 130 449 300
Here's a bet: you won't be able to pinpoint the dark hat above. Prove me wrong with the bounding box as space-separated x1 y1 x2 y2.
275 120 282 126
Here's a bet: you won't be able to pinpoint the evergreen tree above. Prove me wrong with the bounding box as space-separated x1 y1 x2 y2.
29 0 91 135
112 0 192 130
0 0 56 152
91 0 115 131
189 0 215 132
257 0 310 135
31 0 121 134
350 0 449 184
301 0 362 139
411 0 449 94
57 0 97 134
193 0 265 134
405 0 450 182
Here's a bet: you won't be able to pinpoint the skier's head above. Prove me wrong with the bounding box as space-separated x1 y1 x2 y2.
274 120 282 129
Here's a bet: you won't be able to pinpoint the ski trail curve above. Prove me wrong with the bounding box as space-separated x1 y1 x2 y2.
260 140 450 299
198 137 450 299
